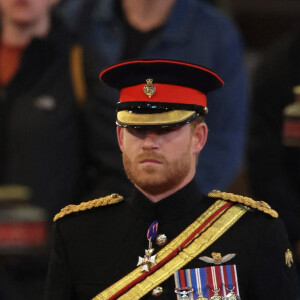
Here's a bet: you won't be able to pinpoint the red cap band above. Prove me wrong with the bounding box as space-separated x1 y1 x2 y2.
120 83 207 106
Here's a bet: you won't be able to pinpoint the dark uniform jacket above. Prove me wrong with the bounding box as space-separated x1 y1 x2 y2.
0 18 85 218
45 180 297 299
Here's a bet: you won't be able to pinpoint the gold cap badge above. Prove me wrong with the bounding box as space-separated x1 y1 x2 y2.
143 78 156 98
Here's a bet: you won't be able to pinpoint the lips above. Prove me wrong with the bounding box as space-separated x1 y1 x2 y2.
140 159 161 164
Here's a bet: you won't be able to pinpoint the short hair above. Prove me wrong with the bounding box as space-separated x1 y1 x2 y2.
190 115 205 130
190 115 206 165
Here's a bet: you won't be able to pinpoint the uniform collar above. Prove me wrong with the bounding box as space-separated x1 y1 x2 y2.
127 179 206 223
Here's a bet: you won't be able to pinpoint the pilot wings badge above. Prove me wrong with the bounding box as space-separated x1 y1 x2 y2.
199 252 236 265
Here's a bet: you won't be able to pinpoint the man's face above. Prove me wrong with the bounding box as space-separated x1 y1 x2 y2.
0 0 58 26
117 123 207 196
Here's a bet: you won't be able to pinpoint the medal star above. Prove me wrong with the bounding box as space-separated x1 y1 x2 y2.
137 248 157 272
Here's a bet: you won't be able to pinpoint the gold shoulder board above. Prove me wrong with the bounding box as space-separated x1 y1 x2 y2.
208 190 278 218
53 193 123 222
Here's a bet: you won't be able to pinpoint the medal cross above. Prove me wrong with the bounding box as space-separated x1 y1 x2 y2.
137 248 157 272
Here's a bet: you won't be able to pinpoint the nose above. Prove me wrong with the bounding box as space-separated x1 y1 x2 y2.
142 130 159 150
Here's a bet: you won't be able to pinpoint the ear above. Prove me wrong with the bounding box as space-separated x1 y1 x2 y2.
116 126 124 152
191 122 208 155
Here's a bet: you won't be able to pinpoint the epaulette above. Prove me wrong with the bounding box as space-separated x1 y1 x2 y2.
53 193 124 222
208 190 278 218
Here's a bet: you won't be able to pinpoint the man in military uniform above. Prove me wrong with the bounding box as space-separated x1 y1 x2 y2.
45 59 297 299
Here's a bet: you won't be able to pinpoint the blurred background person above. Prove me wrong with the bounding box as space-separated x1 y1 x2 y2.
57 0 249 198
247 30 300 296
0 0 87 220
0 0 93 298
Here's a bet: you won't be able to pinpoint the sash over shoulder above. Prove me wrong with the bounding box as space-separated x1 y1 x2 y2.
93 199 248 300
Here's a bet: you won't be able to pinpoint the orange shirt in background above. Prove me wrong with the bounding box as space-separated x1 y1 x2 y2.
0 41 25 87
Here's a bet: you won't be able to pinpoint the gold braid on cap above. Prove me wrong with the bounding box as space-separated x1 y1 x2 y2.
53 193 123 222
208 190 278 218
